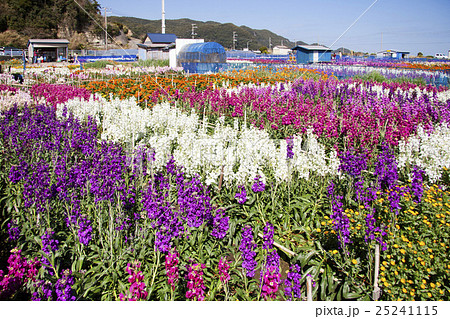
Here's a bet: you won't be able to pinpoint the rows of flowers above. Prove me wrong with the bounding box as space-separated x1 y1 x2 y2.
1 67 450 301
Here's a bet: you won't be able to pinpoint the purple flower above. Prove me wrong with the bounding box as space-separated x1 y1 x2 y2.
210 209 229 239
251 175 265 193
235 185 247 204
375 144 398 191
239 225 257 278
286 136 294 159
284 264 302 300
262 222 274 250
55 269 76 301
411 165 425 203
7 221 20 242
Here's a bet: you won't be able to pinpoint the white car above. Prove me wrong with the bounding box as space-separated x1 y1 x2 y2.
435 53 448 59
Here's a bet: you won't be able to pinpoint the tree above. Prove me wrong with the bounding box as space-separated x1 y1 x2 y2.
259 46 268 54
417 52 423 57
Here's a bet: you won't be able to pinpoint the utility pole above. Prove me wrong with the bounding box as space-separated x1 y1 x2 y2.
162 0 166 34
246 40 252 50
104 7 110 51
191 24 197 39
269 37 272 51
232 31 237 50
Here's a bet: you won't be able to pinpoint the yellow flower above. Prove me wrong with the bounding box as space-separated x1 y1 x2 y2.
382 261 388 266
400 249 406 254
440 290 444 295
394 244 399 248
421 284 426 289
422 279 427 284
316 228 321 233
431 283 436 288
410 291 415 296
321 221 326 226
419 241 425 246
352 259 358 265
380 266 385 271
401 278 406 284
332 250 338 254
390 260 395 266
402 288 407 293
427 293 432 298
428 248 433 253
430 255 434 259
384 282 389 287
387 255 391 259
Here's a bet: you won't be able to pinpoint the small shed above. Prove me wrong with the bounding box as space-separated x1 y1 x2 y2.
27 39 69 62
376 50 410 59
138 33 177 60
292 45 332 64
177 42 226 74
272 45 292 55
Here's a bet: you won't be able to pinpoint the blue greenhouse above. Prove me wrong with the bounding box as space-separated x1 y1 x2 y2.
177 42 227 74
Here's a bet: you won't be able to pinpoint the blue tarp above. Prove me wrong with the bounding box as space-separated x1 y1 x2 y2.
78 55 137 63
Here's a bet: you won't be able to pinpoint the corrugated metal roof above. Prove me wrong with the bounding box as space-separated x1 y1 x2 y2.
146 33 177 44
28 39 69 44
292 45 331 51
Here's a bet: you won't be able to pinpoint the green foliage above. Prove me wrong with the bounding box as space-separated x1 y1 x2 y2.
133 59 170 68
259 46 268 54
1 0 100 39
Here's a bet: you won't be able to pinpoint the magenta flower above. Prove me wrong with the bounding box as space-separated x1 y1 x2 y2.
165 248 179 290
120 261 148 301
261 265 281 300
185 263 206 301
218 257 231 285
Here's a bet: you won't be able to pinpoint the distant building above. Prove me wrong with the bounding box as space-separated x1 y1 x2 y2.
291 45 332 63
27 39 69 62
376 50 410 59
272 45 291 55
137 33 177 60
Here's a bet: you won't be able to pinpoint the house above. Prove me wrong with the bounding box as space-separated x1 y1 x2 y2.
291 45 332 63
137 33 177 60
376 50 410 59
272 45 291 55
27 39 69 62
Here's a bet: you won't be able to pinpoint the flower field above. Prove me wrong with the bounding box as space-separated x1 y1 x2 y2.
1 62 450 301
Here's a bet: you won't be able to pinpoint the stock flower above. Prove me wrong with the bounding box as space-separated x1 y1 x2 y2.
252 175 266 192
261 265 281 300
120 261 148 301
218 257 231 285
185 263 206 301
284 264 302 300
239 225 257 278
235 185 247 204
165 248 179 290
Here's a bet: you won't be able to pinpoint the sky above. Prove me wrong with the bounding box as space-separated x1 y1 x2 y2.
95 0 450 56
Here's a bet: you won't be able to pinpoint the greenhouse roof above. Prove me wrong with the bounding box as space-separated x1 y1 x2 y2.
179 42 225 54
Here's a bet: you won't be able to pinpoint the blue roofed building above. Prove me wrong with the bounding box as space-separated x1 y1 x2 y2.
292 44 332 64
137 33 177 60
